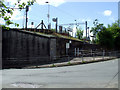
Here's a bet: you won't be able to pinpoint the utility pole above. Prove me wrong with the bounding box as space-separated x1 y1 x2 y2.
25 5 29 30
85 21 87 39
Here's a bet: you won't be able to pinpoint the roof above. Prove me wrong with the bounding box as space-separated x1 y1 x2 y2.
53 33 83 42
23 30 87 42
10 28 87 42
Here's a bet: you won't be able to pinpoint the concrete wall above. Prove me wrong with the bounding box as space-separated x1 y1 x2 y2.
2 29 55 68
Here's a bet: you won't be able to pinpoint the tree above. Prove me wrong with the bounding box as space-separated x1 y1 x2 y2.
76 28 83 39
90 19 104 38
97 28 114 49
107 20 120 50
90 19 106 44
92 19 120 50
0 0 36 28
51 29 56 32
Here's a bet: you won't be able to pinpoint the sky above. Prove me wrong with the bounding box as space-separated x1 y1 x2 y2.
0 0 119 37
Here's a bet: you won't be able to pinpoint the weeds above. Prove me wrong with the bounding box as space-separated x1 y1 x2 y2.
82 60 86 63
67 61 71 65
51 64 56 67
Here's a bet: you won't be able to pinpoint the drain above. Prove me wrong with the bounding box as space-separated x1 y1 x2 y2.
11 82 43 88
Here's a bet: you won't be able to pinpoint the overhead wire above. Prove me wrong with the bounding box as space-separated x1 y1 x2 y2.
51 6 86 30
52 6 77 21
22 4 84 29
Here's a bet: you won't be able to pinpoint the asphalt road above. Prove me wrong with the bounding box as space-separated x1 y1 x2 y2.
1 58 119 88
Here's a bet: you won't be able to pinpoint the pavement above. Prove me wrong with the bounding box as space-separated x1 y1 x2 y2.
1 58 119 88
23 56 117 69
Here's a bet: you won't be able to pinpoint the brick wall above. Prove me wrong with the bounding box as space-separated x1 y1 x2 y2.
2 29 55 68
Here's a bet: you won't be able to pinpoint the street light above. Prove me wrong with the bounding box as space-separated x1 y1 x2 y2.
45 1 50 29
74 20 77 37
52 18 58 33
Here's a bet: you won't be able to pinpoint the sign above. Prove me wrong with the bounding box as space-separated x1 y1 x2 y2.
66 43 70 49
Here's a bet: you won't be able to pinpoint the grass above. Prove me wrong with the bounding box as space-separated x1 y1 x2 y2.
51 64 56 67
82 60 86 63
67 61 71 65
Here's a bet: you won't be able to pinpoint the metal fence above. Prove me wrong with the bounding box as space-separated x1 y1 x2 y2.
52 50 120 64
71 50 120 62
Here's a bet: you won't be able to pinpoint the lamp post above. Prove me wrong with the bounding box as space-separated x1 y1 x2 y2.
45 1 50 29
75 20 77 38
52 18 58 33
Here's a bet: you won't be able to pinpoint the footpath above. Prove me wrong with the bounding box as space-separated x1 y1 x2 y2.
23 56 117 69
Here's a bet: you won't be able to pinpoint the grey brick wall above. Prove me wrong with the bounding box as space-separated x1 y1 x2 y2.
2 29 55 68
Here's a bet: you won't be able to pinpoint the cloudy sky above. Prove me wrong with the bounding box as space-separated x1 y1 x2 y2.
0 0 119 37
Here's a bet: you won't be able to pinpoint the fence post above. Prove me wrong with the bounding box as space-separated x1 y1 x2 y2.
115 51 117 57
82 54 84 62
103 50 105 60
68 55 69 61
93 53 95 61
109 52 111 59
77 48 79 56
91 50 92 56
75 48 76 57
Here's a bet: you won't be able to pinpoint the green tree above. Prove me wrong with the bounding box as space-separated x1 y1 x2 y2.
51 29 56 32
107 20 120 50
90 19 106 44
90 19 104 38
93 20 120 50
0 0 35 28
97 28 114 49
76 28 83 39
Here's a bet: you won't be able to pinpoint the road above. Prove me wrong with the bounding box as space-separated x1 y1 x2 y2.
1 58 119 88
